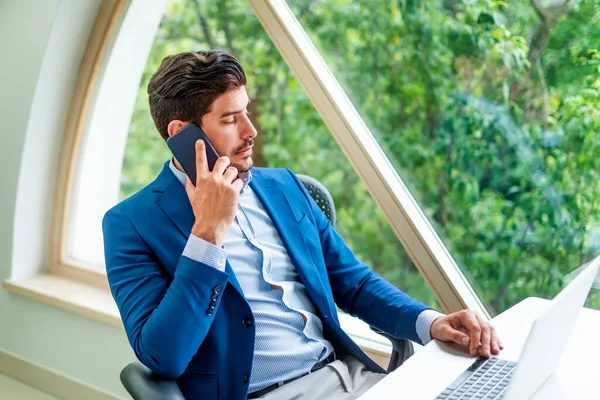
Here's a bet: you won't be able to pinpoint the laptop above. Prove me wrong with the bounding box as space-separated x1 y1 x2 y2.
436 255 600 400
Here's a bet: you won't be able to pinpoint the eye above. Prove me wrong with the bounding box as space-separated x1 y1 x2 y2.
223 119 236 125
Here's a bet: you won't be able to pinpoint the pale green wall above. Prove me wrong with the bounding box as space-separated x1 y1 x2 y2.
0 0 134 398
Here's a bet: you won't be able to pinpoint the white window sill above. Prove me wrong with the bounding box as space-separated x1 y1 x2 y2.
3 274 121 328
3 274 418 361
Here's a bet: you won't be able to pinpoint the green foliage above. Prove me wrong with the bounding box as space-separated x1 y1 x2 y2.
121 0 600 314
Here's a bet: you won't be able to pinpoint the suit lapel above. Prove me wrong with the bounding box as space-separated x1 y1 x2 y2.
153 163 244 296
250 169 334 318
155 176 194 238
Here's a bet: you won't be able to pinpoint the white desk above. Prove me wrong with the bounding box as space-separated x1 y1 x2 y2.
359 297 600 400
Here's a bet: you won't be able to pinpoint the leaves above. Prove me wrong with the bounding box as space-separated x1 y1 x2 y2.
120 0 600 313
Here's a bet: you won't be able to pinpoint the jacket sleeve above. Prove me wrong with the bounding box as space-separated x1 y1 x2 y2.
102 207 229 378
286 169 432 344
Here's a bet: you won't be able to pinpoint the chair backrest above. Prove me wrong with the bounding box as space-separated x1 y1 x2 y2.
296 174 336 228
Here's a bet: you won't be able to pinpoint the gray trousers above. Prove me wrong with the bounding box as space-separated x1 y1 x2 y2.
251 356 386 400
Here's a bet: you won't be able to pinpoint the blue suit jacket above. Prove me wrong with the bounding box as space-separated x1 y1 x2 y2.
103 162 430 400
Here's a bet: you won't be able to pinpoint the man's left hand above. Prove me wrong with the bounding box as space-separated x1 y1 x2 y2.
430 310 503 358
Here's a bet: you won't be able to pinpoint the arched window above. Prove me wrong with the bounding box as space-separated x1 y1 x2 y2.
10 0 598 335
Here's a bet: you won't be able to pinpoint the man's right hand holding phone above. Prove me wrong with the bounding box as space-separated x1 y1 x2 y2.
184 140 243 247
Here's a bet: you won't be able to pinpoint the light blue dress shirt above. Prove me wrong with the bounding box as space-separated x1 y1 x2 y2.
169 160 443 392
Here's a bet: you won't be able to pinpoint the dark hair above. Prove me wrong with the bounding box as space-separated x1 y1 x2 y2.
147 50 247 140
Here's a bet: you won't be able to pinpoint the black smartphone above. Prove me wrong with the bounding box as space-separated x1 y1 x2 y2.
166 123 219 184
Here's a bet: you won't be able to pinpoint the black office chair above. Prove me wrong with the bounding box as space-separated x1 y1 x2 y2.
120 175 414 399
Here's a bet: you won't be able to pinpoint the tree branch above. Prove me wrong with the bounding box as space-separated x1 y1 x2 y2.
436 132 454 225
276 68 291 139
247 97 267 167
191 0 215 48
530 0 549 21
414 33 442 138
216 0 237 54
536 59 550 128
518 215 536 247
528 0 572 65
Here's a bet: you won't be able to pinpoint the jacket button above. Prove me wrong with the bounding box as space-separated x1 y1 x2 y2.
210 300 217 307
242 373 249 384
213 285 222 293
243 317 252 328
211 293 219 301
206 308 214 316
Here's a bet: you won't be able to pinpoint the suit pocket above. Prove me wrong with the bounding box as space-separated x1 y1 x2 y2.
177 374 219 400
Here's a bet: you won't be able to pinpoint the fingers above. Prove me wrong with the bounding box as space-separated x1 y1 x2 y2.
491 328 501 355
475 313 491 357
195 140 209 183
231 178 244 193
459 311 482 357
184 176 195 204
441 310 502 358
213 156 231 176
222 166 239 183
444 325 471 347
195 147 239 190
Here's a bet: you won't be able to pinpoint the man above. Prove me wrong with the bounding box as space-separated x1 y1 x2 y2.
103 50 501 400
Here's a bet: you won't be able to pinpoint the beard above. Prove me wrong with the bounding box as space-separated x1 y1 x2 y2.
230 158 253 173
230 138 254 172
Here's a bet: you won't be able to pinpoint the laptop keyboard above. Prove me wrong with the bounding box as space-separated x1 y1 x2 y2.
435 357 517 400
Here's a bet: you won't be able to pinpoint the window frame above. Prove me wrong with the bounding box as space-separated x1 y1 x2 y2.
2 0 129 329
247 0 489 317
8 0 489 331
50 0 130 291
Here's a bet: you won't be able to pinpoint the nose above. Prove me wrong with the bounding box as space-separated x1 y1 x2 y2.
241 112 258 140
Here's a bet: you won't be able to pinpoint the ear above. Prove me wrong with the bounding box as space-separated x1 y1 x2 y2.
167 120 191 138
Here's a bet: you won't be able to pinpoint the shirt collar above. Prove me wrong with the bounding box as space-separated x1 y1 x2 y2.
168 158 253 193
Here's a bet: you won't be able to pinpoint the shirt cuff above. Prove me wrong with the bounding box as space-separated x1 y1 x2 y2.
415 309 445 345
182 234 227 272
